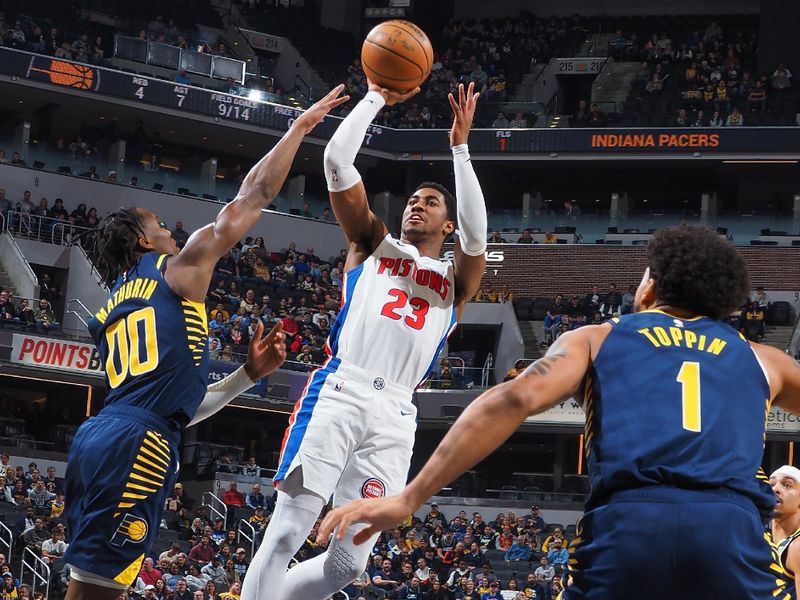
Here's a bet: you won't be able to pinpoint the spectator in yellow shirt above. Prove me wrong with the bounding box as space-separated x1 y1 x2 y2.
475 283 499 303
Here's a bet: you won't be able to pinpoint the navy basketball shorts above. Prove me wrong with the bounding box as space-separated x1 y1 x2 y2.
560 487 778 600
63 405 180 586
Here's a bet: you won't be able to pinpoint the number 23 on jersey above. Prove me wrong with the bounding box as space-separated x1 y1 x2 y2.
105 307 159 388
380 288 429 330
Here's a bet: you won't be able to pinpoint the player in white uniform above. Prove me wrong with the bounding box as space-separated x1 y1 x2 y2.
241 81 488 600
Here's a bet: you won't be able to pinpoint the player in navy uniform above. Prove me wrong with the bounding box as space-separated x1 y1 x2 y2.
770 465 800 599
63 86 348 600
321 224 800 600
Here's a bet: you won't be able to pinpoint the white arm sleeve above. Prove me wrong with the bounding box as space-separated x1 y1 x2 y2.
188 366 256 427
452 144 488 256
324 91 385 192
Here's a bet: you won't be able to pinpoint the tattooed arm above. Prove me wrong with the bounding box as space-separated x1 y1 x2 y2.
319 327 605 543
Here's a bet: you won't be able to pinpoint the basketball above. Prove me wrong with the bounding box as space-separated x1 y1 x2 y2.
361 20 433 93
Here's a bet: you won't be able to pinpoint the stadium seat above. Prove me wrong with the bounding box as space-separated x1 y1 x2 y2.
499 485 520 500
768 301 792 326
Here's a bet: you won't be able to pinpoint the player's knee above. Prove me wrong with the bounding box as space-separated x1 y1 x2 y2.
267 521 307 556
322 544 362 588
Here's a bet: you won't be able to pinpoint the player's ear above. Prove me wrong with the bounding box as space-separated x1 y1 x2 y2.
443 219 456 236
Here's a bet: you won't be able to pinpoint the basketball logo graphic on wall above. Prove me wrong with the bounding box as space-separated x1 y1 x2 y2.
110 514 148 547
361 478 386 499
29 58 97 90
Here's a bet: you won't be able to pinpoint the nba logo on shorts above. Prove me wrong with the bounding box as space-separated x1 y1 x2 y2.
110 514 148 547
361 478 386 499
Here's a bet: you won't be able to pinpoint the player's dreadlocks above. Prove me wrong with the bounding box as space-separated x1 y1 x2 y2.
78 207 146 288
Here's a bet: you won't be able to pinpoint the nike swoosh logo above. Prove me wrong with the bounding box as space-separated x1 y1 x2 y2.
400 410 413 416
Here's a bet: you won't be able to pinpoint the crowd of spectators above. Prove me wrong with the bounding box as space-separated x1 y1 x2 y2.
0 454 65 599
340 13 587 129
337 503 571 600
618 18 797 126
206 237 346 370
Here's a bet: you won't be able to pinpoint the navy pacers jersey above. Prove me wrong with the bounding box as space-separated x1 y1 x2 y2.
64 251 209 586
88 252 209 424
585 309 774 518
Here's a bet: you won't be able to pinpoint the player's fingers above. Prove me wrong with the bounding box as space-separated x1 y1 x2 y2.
319 509 344 541
264 321 283 345
459 82 466 106
467 81 475 103
251 320 265 344
447 93 459 114
353 525 380 546
331 94 350 108
327 83 346 99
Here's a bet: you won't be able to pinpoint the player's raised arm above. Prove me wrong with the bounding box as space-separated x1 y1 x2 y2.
448 82 488 310
318 327 597 544
324 81 418 262
166 86 349 300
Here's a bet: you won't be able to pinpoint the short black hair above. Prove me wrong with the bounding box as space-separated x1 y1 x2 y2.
414 181 456 221
647 224 749 321
83 207 145 287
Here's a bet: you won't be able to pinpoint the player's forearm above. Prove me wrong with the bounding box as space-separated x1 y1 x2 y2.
188 366 256 427
452 144 488 256
324 91 385 192
402 381 531 508
240 122 307 208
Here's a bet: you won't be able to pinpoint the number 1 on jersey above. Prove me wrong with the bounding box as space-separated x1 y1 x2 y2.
677 361 701 432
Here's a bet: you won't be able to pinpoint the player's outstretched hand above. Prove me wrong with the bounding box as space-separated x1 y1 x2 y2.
294 84 350 134
448 81 480 147
318 494 413 545
244 321 286 381
367 79 421 106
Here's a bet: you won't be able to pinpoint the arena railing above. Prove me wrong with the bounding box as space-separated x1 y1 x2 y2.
113 35 247 84
201 491 228 527
20 546 49 600
3 212 92 247
0 521 11 569
237 518 257 559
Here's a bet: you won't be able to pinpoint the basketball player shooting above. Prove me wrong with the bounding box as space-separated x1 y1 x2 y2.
320 224 800 599
241 81 488 600
62 86 348 600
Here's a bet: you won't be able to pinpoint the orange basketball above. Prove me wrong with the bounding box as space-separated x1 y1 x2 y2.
361 20 433 93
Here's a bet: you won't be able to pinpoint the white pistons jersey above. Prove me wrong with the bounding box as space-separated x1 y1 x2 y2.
327 234 457 389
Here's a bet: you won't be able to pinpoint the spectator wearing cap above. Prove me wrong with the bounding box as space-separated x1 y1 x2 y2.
201 555 226 588
0 573 18 598
481 580 503 600
143 583 158 599
232 547 249 579
249 505 268 530
210 518 227 545
188 536 215 566
424 502 446 529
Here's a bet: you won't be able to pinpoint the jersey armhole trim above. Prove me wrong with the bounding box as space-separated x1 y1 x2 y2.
748 344 772 394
